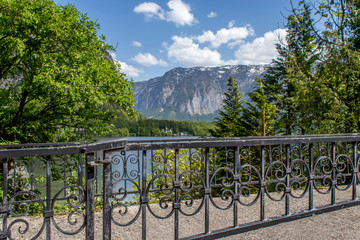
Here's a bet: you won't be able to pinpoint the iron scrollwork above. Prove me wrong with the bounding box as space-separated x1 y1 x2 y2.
51 184 86 235
7 191 45 240
110 178 142 227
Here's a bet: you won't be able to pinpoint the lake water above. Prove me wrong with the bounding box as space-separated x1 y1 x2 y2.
95 136 200 202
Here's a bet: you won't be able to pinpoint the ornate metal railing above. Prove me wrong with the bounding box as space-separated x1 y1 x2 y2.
1 134 360 239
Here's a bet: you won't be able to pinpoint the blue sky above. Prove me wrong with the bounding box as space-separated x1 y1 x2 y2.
54 0 298 82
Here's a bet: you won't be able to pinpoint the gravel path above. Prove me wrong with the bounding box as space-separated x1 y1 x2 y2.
7 188 360 239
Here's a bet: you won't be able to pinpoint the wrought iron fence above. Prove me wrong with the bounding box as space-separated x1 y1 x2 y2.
1 134 360 239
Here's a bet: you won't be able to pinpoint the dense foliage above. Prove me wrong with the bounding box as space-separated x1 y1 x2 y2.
108 108 215 137
213 0 360 138
211 77 245 137
241 78 278 136
212 77 278 137
0 0 135 143
263 0 360 135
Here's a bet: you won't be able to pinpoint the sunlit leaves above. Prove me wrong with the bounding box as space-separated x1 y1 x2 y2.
0 0 136 143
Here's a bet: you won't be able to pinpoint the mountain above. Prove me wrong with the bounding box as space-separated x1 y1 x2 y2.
134 65 267 122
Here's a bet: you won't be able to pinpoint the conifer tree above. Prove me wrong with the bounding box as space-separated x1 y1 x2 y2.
211 77 246 137
241 78 278 136
263 2 319 135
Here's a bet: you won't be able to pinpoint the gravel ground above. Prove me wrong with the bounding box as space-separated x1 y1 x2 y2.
7 188 360 240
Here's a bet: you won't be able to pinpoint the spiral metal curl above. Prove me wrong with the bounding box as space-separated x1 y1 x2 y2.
289 159 310 198
190 151 203 163
264 161 286 201
313 156 333 194
111 178 141 226
9 191 45 217
126 154 140 180
8 191 45 239
240 147 251 161
179 170 205 216
264 159 310 201
152 152 166 174
7 219 35 240
112 154 124 165
112 154 125 180
111 201 141 227
209 167 235 210
270 146 282 161
179 194 194 208
152 152 165 164
51 184 85 235
319 144 330 157
146 173 176 219
237 164 261 206
334 154 353 191
291 145 302 160
112 170 122 180
226 148 235 161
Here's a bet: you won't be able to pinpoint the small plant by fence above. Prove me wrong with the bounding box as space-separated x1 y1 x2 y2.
1 134 360 239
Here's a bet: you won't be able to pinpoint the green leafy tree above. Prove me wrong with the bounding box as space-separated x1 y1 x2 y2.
263 2 319 135
211 77 246 137
0 0 136 143
241 78 278 136
264 0 360 134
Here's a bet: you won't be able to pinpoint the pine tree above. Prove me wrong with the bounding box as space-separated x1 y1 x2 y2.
263 2 319 135
241 78 278 136
211 77 246 137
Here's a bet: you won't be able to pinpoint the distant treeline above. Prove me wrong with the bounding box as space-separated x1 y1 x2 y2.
109 114 215 137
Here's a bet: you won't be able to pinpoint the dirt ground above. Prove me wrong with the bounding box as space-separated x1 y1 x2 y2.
6 188 360 240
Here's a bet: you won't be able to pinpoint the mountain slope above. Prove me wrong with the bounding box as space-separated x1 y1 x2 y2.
134 65 267 121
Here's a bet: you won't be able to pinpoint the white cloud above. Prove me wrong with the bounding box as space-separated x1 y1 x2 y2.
110 53 143 78
167 36 224 67
132 53 168 67
166 0 196 26
196 26 255 48
118 61 144 78
134 0 196 26
233 28 287 65
165 28 287 67
132 41 142 47
133 2 165 20
228 20 235 28
207 11 217 18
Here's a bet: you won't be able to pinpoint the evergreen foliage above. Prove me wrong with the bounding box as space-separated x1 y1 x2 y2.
213 0 360 138
241 78 278 136
263 0 360 135
211 77 246 137
106 105 215 137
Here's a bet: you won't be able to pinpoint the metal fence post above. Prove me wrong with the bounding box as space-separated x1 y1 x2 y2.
0 158 10 240
86 152 95 240
285 145 290 215
233 146 240 227
309 143 314 210
353 142 358 200
174 149 180 240
260 146 265 221
44 156 53 240
331 143 336 205
141 150 147 240
204 147 210 234
78 153 84 189
103 151 112 240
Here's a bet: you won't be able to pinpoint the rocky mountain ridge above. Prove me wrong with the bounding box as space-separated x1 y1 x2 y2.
134 65 267 121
